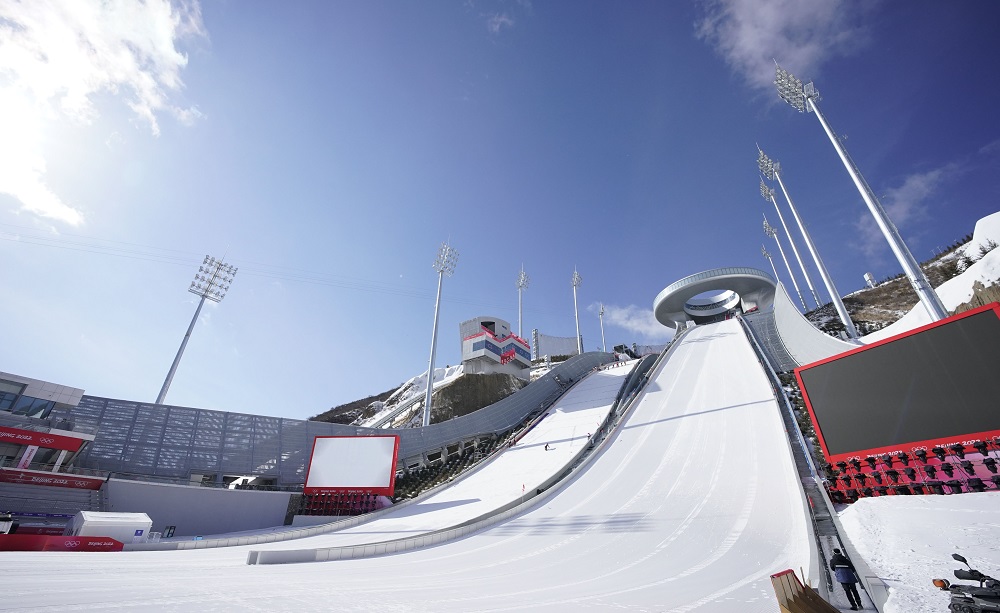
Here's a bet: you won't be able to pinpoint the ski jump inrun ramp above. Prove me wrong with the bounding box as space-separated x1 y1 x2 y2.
4 320 815 612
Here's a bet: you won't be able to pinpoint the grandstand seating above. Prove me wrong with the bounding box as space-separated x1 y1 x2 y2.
0 481 103 530
298 434 507 514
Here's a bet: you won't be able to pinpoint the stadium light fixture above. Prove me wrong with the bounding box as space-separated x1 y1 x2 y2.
774 63 948 322
156 255 238 405
758 170 823 308
422 241 459 428
759 174 821 309
598 303 607 353
760 149 859 339
572 269 583 355
516 265 530 339
761 245 781 284
763 216 808 311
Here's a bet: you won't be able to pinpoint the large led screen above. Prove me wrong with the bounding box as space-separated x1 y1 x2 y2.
304 435 399 495
795 303 1000 463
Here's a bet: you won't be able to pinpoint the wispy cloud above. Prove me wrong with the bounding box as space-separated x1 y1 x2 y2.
486 13 515 34
853 164 958 258
588 303 673 342
695 0 873 91
979 139 1000 157
0 0 205 225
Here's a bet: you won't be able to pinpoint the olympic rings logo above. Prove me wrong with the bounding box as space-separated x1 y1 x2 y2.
63 540 80 548
39 438 56 445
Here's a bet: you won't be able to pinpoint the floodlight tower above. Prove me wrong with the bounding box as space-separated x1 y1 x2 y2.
761 245 781 283
571 269 583 355
422 242 459 427
759 178 820 309
774 63 948 322
156 255 237 405
759 149 859 338
764 217 808 312
598 303 607 352
516 265 529 339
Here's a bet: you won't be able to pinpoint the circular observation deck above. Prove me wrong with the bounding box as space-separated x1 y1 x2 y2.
653 267 777 329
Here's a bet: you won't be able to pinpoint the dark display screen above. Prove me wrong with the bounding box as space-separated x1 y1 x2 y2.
796 306 1000 460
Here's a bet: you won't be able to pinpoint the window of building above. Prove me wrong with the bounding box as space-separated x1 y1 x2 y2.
0 379 26 412
11 396 54 419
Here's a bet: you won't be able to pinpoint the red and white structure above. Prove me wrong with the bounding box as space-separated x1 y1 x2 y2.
460 317 532 378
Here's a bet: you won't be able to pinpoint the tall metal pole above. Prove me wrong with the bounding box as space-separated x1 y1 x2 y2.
767 159 859 338
156 255 237 405
598 303 606 352
423 242 458 427
516 265 529 339
761 245 781 282
157 294 207 405
759 179 820 309
774 64 948 322
571 269 583 355
764 217 807 312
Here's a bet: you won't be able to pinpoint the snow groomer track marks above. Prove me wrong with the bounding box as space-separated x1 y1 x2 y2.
3 320 813 612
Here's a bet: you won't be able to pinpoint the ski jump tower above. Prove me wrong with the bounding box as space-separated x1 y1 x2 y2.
460 316 532 379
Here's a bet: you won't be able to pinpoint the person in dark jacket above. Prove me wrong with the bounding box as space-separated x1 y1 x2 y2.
830 548 863 610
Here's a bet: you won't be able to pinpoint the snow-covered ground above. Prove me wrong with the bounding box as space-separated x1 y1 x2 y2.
4 297 999 610
249 362 633 551
358 364 465 427
2 321 813 612
838 492 1000 613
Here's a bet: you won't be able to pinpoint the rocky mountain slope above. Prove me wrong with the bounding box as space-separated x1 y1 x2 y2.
806 232 999 335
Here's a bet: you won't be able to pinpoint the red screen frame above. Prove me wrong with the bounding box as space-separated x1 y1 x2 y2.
303 435 399 496
794 302 1000 464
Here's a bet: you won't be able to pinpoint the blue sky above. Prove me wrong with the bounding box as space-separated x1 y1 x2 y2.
1 1 998 419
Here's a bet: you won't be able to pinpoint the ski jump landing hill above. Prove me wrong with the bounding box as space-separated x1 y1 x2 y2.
5 318 817 612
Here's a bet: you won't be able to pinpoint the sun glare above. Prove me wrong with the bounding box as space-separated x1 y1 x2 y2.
0 88 84 226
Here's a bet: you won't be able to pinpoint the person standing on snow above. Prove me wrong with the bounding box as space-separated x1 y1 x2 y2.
830 548 863 610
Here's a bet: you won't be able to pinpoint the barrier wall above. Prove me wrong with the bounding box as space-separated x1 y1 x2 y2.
0 534 123 552
106 478 292 538
771 283 857 366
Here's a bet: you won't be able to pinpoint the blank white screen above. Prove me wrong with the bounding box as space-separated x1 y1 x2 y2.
305 436 397 489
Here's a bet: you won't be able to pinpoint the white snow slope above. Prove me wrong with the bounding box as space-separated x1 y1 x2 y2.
2 320 813 612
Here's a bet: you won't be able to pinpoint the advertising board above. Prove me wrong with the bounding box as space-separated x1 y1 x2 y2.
795 303 1000 464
